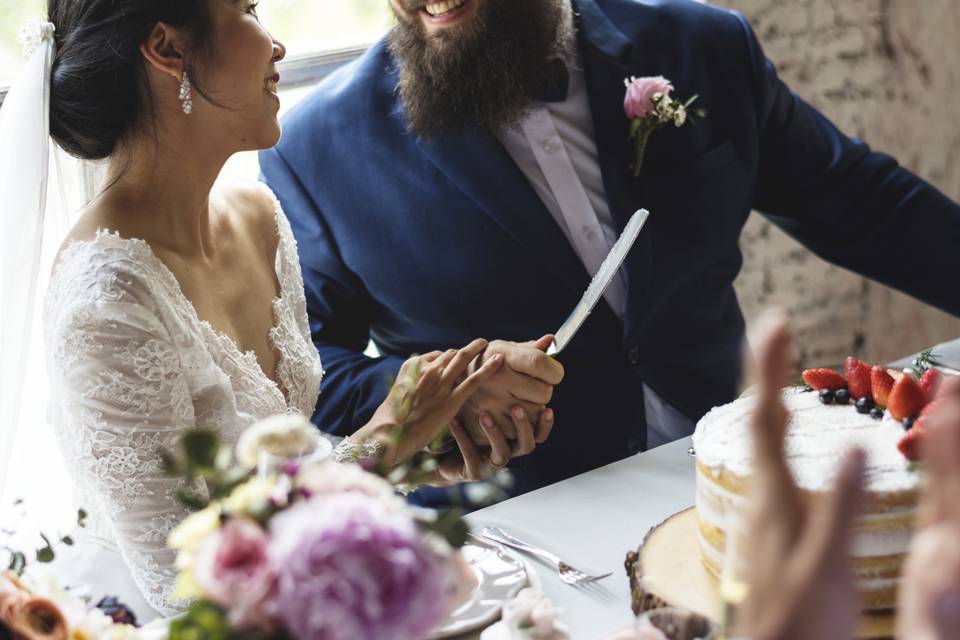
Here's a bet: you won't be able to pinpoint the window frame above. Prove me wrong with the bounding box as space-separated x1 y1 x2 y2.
0 45 368 109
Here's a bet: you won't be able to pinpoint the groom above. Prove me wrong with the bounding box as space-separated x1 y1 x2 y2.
261 0 960 494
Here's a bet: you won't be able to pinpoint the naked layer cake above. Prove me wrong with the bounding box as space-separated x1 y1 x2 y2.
696 352 949 613
693 385 919 610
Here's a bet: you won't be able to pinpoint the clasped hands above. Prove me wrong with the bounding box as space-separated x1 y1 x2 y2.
355 335 564 485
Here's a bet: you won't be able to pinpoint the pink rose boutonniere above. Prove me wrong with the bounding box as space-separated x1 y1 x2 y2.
623 76 706 176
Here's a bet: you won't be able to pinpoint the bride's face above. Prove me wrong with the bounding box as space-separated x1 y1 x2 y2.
196 0 286 150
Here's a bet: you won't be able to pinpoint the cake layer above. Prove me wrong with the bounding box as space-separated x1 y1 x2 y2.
696 463 917 559
697 530 901 611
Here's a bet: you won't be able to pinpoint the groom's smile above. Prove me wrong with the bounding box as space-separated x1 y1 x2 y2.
391 0 479 37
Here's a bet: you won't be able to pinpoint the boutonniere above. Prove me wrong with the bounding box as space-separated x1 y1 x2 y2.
623 76 706 177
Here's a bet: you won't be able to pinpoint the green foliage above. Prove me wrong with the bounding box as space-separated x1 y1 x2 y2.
168 601 232 640
168 601 289 640
420 509 470 549
35 534 54 563
913 349 936 374
162 429 252 512
183 430 221 472
7 552 25 575
1 500 88 576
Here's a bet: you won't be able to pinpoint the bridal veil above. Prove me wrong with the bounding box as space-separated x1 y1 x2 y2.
0 21 104 515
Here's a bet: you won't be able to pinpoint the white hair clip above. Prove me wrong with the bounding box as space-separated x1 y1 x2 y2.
16 20 56 58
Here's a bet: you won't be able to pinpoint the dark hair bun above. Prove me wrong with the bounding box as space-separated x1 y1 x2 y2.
47 1 211 160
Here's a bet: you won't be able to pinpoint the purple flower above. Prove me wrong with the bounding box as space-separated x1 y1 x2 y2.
269 493 449 640
193 518 276 629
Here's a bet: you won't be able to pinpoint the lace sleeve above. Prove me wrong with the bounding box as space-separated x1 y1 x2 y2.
45 256 196 616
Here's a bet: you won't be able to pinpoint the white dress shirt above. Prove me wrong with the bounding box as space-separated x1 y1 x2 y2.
498 57 695 449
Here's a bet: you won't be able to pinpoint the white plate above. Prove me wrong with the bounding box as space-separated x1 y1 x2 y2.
429 538 536 639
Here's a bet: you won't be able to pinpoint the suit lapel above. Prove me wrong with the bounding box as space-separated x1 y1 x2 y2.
413 119 592 298
575 0 657 309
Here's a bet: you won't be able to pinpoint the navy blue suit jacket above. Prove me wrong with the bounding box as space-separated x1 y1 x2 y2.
261 0 960 494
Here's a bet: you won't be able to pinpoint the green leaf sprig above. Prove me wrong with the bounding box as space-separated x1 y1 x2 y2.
2 502 87 577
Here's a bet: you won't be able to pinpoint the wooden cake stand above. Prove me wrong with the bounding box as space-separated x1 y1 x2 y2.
625 508 895 639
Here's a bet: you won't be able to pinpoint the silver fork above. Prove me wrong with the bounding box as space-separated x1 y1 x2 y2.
476 527 612 585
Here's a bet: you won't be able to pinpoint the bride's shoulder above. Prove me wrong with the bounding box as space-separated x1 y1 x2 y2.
52 195 150 268
212 179 282 250
213 179 279 229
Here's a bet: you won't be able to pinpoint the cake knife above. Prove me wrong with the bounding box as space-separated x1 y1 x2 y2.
546 209 650 356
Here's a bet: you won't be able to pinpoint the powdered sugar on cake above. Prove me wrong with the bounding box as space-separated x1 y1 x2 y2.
693 388 918 494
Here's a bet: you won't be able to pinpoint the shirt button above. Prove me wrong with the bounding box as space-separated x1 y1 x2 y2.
582 225 597 241
627 346 640 366
542 140 560 154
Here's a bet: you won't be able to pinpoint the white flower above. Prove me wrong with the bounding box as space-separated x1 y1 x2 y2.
223 476 282 514
71 608 115 640
628 619 670 640
235 413 320 467
673 104 687 127
296 459 400 504
168 503 221 554
654 98 674 124
16 20 55 58
499 589 570 639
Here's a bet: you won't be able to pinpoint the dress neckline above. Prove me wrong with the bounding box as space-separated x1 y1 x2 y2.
53 204 292 403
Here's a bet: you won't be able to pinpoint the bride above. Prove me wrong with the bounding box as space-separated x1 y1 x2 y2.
19 0 511 618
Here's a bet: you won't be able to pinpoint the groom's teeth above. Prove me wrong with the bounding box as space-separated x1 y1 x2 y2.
424 0 466 17
264 79 278 93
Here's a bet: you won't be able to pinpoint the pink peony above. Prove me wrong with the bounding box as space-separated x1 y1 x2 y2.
192 518 276 629
268 492 449 640
623 76 673 120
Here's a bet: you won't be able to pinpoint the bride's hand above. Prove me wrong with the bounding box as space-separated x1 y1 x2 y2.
366 339 504 467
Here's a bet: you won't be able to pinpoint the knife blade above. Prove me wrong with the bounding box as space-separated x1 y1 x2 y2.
546 209 650 356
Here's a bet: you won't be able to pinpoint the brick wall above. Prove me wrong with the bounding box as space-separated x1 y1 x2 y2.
708 0 960 364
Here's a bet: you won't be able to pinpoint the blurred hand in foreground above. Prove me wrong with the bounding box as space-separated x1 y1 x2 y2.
897 377 960 640
734 315 866 640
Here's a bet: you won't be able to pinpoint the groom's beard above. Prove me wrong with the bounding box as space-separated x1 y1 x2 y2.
388 0 568 138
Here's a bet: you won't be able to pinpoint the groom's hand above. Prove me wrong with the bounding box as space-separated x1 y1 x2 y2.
430 409 555 485
457 335 564 454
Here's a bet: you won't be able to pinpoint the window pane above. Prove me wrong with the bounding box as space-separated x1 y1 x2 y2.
0 0 394 87
259 0 393 56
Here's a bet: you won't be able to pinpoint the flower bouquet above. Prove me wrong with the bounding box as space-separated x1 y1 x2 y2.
1 506 145 639
162 415 475 640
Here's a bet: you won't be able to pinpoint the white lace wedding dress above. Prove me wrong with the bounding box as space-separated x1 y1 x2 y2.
42 193 324 617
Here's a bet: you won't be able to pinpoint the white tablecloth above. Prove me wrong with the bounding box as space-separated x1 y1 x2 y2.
465 437 695 639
